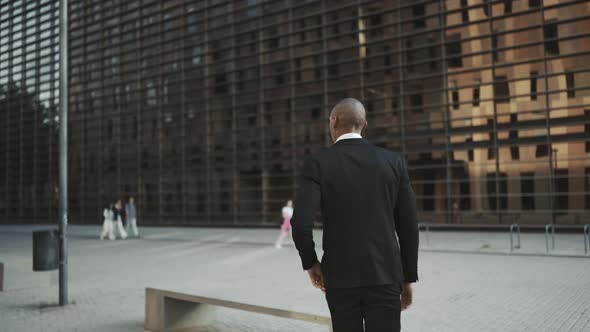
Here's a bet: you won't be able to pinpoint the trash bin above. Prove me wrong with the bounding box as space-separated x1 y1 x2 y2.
33 229 59 271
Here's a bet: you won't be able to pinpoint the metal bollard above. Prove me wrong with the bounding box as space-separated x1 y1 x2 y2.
418 223 430 246
509 224 521 252
544 224 555 254
584 225 589 254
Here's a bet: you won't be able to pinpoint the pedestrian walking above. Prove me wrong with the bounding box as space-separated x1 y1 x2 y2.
100 204 115 240
125 196 139 237
113 199 128 240
274 200 294 248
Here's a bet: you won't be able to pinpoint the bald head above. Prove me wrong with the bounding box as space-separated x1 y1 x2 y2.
329 98 367 142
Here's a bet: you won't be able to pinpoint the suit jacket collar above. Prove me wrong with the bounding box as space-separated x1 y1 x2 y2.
333 138 368 146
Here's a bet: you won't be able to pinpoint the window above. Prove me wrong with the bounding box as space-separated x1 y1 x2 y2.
298 20 306 42
509 114 519 160
473 80 480 106
493 76 510 103
499 173 508 210
566 71 575 98
369 14 384 36
491 31 498 62
370 14 382 26
391 86 400 116
384 46 391 71
487 119 495 159
314 56 322 79
111 56 119 76
192 47 202 65
521 172 535 210
487 173 508 210
412 4 425 28
460 180 471 210
269 37 279 49
544 21 559 55
423 181 434 211
504 0 512 14
311 107 321 119
410 93 423 113
529 0 541 8
247 0 258 17
146 80 157 106
530 71 538 101
327 52 339 78
330 13 339 35
487 173 496 210
248 115 256 127
536 144 549 157
187 13 203 33
406 40 415 73
214 72 228 94
461 0 469 22
554 169 568 211
451 84 459 110
274 66 286 85
107 119 113 141
429 44 437 70
585 110 590 152
446 34 463 68
132 115 137 138
294 58 301 82
466 138 474 161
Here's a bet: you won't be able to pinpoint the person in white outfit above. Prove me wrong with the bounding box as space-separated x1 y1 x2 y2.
100 204 115 240
113 200 128 240
275 200 294 248
125 196 139 237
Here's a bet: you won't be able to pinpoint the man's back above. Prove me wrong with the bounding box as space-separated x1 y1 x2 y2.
294 138 418 288
313 138 416 288
291 98 418 332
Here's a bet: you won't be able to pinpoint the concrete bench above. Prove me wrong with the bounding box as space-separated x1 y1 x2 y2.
145 287 332 332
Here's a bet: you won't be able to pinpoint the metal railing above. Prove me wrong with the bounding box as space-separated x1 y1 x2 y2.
411 222 590 255
545 224 556 253
584 224 589 254
509 223 520 252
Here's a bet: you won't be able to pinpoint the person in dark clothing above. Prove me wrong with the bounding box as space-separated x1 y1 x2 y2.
112 199 128 240
291 98 419 332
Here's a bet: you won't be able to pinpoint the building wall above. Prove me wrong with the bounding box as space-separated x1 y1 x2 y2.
444 0 590 224
0 0 60 223
1 0 589 226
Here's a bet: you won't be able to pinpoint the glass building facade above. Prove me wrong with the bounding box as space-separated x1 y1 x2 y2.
1 0 590 226
0 0 60 223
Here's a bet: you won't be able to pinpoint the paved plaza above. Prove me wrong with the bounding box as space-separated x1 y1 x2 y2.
1 225 589 332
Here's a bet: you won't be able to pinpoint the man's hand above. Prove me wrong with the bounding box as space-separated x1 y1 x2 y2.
401 282 413 310
306 262 325 293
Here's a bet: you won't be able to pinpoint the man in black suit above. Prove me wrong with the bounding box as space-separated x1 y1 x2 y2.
292 98 419 332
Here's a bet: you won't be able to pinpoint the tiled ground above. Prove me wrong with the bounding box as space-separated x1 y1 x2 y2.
1 225 589 332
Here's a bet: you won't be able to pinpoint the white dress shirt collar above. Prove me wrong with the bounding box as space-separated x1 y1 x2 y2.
335 132 363 143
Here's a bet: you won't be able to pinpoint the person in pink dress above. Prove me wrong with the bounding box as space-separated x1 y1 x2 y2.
275 200 294 249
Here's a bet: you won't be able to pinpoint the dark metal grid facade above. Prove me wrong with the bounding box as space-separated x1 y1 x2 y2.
1 0 590 226
0 0 60 223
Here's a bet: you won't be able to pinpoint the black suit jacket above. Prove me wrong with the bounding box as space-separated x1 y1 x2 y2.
292 138 419 288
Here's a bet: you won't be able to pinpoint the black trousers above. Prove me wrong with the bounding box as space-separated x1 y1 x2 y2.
325 284 401 332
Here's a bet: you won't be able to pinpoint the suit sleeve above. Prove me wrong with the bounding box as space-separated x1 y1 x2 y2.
291 157 321 270
394 154 419 282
